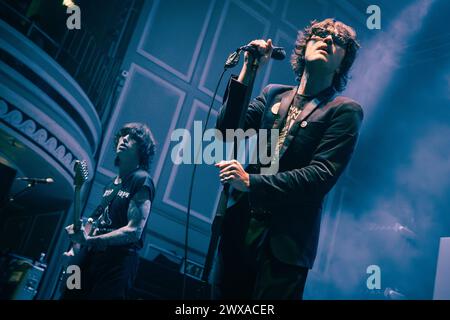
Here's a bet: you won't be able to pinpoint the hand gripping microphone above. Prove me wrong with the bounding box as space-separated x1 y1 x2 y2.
239 45 286 60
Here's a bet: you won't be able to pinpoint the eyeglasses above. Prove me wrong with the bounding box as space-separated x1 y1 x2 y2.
310 27 350 48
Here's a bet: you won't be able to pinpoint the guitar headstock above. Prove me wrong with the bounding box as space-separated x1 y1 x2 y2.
74 160 89 188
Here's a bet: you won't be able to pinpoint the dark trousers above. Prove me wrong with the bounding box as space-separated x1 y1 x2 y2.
210 200 309 300
61 247 139 300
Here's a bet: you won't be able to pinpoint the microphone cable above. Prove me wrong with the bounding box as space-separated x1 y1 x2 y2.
181 67 228 300
181 46 262 299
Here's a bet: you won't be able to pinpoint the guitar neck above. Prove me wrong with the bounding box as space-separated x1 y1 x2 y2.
73 186 82 231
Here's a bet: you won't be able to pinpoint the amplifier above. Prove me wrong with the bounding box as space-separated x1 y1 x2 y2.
0 253 46 300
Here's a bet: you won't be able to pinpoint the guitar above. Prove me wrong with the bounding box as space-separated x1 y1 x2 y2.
58 160 91 296
73 160 89 231
63 160 91 258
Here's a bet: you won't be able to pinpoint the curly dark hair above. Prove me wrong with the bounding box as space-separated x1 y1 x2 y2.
291 18 360 92
114 122 156 171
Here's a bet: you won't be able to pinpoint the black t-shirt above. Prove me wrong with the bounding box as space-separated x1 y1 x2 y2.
92 168 155 250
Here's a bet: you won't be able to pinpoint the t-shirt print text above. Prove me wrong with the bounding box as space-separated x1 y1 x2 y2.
117 190 130 198
102 189 130 198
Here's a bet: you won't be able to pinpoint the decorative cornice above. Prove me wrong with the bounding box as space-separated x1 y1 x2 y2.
0 98 77 174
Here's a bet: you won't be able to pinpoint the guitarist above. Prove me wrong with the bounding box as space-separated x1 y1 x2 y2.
63 122 156 299
211 18 363 299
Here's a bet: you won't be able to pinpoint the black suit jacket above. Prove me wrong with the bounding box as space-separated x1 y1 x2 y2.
215 77 363 268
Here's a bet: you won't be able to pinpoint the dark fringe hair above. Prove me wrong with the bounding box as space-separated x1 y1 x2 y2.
114 122 156 171
290 18 360 92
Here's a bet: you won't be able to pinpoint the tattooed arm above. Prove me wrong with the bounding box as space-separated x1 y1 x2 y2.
86 187 151 247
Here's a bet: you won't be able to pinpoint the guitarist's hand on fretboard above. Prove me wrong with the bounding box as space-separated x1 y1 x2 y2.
63 246 76 257
65 224 88 245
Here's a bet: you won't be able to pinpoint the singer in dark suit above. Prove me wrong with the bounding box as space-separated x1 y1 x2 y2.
211 18 363 299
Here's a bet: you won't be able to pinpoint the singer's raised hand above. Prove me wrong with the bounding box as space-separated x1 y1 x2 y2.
238 39 273 85
244 38 273 67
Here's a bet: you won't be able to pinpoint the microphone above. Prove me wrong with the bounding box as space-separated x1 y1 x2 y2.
239 45 286 60
16 177 54 184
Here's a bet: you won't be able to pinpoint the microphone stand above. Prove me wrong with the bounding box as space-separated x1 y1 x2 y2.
201 52 262 288
0 181 38 213
9 180 40 202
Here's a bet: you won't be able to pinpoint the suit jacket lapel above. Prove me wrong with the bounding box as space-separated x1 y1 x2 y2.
272 88 296 129
278 97 322 159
